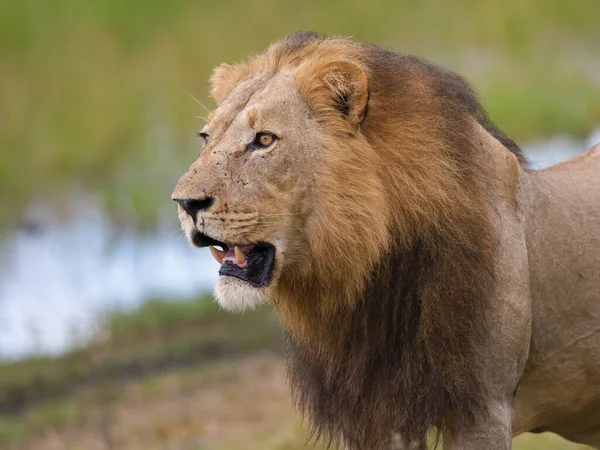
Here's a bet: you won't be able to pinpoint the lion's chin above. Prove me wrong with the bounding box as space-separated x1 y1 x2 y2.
214 276 267 312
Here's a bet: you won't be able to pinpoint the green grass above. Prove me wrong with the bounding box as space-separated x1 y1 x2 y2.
514 433 590 450
1 0 599 228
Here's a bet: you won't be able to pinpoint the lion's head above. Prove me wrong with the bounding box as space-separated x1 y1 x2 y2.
172 32 390 316
172 32 523 447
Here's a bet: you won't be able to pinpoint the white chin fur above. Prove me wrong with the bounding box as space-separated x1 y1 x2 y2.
214 276 267 312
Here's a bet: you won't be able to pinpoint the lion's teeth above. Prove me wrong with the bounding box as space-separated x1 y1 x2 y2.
234 246 246 265
209 246 225 264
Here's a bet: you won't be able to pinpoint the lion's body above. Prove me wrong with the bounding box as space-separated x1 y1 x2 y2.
513 144 600 445
172 33 600 449
441 127 600 449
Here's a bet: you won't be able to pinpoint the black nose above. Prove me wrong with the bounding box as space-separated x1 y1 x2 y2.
174 197 214 220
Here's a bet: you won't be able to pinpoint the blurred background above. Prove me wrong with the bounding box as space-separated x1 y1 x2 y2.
0 0 599 448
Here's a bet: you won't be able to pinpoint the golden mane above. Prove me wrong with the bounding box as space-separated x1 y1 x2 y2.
210 32 525 448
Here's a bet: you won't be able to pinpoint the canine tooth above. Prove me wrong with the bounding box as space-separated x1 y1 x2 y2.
209 246 225 264
234 246 246 265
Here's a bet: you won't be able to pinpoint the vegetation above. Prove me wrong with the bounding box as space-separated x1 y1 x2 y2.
0 294 281 415
0 294 592 449
1 0 599 228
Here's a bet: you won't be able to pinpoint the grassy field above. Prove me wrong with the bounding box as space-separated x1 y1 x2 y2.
0 294 592 449
1 0 600 228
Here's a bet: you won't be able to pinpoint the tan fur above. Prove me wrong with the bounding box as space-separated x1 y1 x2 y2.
173 33 600 449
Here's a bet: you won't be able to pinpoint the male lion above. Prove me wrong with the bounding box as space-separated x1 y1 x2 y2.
172 32 600 449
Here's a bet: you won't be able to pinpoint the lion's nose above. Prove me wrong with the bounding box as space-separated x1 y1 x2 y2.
174 197 215 221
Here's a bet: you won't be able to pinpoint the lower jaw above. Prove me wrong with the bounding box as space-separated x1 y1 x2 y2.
218 263 266 288
214 276 268 312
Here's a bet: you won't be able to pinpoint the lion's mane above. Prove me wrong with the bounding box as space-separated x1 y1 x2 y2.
212 32 525 448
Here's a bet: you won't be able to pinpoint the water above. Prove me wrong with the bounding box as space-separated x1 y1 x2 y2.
524 128 600 169
0 204 220 359
0 129 598 359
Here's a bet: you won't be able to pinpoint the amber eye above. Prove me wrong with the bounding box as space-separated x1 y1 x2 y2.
254 132 277 149
259 133 273 146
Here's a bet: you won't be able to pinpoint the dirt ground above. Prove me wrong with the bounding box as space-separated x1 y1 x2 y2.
13 353 590 450
14 354 315 450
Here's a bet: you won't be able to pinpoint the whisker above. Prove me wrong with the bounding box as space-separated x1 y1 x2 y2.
188 91 211 114
166 225 187 239
228 224 276 231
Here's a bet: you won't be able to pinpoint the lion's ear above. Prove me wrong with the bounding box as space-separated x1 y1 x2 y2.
298 60 369 128
210 63 248 104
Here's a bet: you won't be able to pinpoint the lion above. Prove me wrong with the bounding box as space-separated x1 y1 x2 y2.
172 32 600 449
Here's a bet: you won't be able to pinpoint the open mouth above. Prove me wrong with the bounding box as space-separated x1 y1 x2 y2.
192 232 275 288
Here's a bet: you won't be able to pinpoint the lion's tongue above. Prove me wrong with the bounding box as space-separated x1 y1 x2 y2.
224 247 248 268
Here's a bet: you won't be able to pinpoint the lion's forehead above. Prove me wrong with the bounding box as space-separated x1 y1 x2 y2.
206 76 262 136
207 71 304 138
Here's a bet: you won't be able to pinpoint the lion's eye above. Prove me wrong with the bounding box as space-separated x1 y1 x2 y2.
253 132 277 149
258 133 274 147
197 131 209 153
